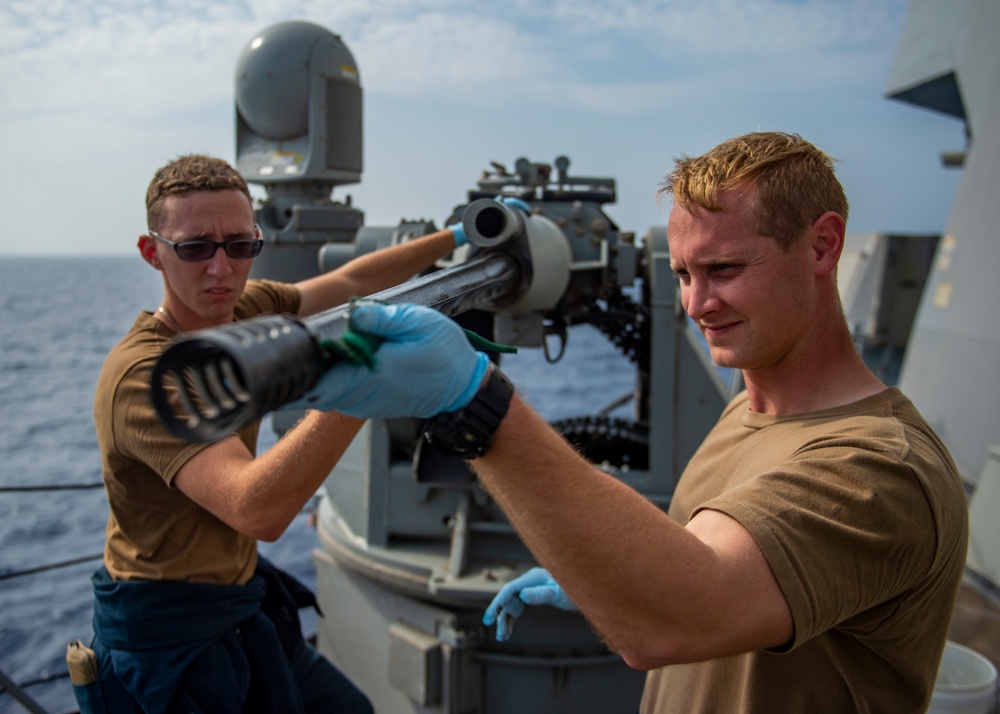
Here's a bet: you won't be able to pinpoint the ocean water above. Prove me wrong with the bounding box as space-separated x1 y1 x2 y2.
0 256 637 714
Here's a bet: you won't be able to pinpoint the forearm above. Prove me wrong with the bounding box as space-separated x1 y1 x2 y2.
241 410 364 540
471 395 757 666
296 229 457 316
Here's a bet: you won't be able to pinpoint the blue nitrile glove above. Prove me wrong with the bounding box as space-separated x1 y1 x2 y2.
482 567 576 642
494 196 531 213
447 197 528 248
293 303 489 419
446 221 468 247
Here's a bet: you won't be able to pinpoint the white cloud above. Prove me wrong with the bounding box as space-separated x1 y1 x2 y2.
1 0 910 120
0 0 962 256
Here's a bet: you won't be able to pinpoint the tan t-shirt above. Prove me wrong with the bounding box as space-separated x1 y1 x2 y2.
641 388 968 713
94 280 300 584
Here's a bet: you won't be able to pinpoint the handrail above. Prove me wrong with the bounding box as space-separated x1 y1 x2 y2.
0 554 103 582
0 483 103 713
0 666 58 714
0 483 103 493
0 484 320 714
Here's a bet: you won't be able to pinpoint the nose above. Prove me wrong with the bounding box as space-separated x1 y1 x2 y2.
205 245 234 276
682 277 719 321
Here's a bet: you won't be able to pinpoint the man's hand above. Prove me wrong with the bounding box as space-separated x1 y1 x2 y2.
447 221 468 247
483 567 576 642
293 303 489 419
448 196 529 248
494 196 531 213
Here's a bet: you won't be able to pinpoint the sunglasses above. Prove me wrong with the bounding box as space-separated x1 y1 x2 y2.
149 225 264 262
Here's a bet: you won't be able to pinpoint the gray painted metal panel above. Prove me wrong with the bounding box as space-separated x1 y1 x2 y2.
885 0 972 118
894 0 1000 485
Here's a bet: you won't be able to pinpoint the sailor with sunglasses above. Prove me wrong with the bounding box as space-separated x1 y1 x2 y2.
78 154 464 714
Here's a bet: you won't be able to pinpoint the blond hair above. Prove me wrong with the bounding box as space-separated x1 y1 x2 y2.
659 132 849 250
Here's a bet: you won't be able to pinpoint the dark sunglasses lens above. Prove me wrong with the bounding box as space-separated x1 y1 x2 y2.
172 239 261 261
226 240 262 259
175 241 216 261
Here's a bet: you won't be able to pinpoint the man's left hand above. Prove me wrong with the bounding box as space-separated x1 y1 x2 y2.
294 303 489 419
483 567 576 641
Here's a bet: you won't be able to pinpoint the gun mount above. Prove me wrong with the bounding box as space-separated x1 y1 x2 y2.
309 158 731 713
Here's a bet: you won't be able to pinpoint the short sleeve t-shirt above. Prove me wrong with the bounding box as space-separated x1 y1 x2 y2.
94 280 300 584
640 388 967 713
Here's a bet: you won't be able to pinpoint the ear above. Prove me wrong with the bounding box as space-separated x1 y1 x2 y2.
138 235 163 271
810 212 845 276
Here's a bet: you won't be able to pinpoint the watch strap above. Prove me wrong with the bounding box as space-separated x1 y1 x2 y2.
423 365 514 459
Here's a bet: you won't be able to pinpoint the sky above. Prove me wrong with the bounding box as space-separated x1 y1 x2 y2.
0 0 966 257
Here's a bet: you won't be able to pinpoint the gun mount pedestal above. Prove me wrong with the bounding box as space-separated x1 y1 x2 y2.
312 422 647 712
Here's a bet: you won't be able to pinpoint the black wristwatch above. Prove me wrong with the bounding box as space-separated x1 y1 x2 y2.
423 366 514 459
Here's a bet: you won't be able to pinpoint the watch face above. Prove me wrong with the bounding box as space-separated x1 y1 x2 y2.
424 410 487 458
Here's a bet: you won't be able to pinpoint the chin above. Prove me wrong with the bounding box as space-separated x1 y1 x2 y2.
708 349 740 369
202 304 236 324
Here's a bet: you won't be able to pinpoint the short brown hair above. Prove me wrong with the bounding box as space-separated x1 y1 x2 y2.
658 132 849 250
145 154 252 231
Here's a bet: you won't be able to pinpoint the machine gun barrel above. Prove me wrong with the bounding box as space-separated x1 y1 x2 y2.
151 251 522 443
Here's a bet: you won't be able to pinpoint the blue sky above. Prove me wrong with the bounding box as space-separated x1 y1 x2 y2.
0 0 965 256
